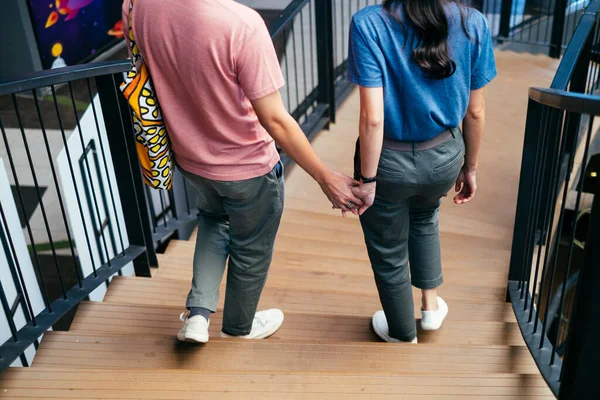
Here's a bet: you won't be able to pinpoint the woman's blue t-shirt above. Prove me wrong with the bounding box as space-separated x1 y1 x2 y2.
348 4 497 141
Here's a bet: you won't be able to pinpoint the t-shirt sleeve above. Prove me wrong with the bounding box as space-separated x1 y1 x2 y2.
236 20 285 100
348 19 383 87
471 19 497 90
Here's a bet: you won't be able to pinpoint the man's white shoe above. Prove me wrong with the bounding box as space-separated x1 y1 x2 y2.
420 296 449 331
220 309 284 339
372 310 418 343
177 311 210 343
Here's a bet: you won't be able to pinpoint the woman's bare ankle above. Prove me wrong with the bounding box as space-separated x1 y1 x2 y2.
421 289 439 311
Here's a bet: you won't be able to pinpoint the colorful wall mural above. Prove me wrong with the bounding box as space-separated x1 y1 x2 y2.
28 0 124 69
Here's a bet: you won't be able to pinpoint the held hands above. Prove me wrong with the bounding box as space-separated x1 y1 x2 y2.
319 171 363 216
350 182 376 215
454 165 477 204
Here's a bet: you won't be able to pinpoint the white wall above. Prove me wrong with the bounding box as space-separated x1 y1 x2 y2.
0 162 45 367
56 95 134 301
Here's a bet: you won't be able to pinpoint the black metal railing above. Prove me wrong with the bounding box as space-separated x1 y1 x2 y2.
331 0 380 99
270 0 331 149
507 87 599 398
507 5 600 398
480 0 590 57
0 62 156 368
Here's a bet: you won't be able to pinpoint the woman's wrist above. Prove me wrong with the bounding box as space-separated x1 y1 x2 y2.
464 162 478 173
360 174 377 184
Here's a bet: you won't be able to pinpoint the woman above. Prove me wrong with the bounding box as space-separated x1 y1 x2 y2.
348 0 497 343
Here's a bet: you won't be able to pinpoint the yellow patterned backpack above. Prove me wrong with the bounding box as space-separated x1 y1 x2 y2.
120 0 173 190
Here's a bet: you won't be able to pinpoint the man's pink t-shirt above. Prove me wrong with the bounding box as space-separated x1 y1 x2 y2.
122 0 284 181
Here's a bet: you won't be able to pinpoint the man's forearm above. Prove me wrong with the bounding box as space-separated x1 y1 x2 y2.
265 114 330 183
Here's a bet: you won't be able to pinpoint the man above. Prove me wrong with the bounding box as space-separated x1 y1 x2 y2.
122 0 361 342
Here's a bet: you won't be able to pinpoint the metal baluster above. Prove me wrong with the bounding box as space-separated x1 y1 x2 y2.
12 94 68 299
168 190 178 221
309 0 317 110
158 190 168 228
520 107 551 299
534 1 542 44
85 79 126 254
0 109 51 312
300 8 309 122
0 279 28 367
31 90 83 289
544 115 595 355
145 186 158 233
585 23 600 94
182 179 191 216
584 27 597 94
292 20 301 122
332 0 339 74
529 111 569 325
284 37 293 113
518 0 525 42
68 82 112 266
561 3 569 47
0 204 37 326
342 0 348 64
51 86 98 277
544 0 553 44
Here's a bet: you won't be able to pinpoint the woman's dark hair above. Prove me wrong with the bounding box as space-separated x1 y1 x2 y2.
383 0 472 80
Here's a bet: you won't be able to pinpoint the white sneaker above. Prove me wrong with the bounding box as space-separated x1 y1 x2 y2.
177 311 210 343
421 297 449 331
372 310 418 343
220 309 284 339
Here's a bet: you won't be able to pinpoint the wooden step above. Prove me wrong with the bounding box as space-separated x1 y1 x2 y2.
154 253 511 288
70 302 524 345
33 331 537 374
103 277 515 322
165 228 510 261
164 236 511 275
107 273 507 304
163 240 510 274
0 367 554 399
278 208 513 245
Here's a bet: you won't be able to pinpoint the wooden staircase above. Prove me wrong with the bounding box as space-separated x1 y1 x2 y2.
0 51 561 398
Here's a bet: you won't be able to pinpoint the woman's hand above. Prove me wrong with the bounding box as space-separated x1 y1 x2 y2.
319 171 363 215
454 166 477 204
351 182 376 215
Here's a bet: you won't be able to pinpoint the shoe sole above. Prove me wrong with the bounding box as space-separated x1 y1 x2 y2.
177 332 209 344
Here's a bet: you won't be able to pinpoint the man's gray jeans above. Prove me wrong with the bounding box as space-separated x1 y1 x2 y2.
179 162 284 336
355 130 465 341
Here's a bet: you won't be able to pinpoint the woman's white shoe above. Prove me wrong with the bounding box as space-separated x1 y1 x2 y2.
420 296 449 331
220 309 284 339
372 310 418 343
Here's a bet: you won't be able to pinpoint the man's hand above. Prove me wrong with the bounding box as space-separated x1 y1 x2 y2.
350 182 376 215
319 171 363 216
454 166 477 204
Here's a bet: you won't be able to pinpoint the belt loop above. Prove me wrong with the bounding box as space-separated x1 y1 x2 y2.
412 141 416 156
450 128 457 139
